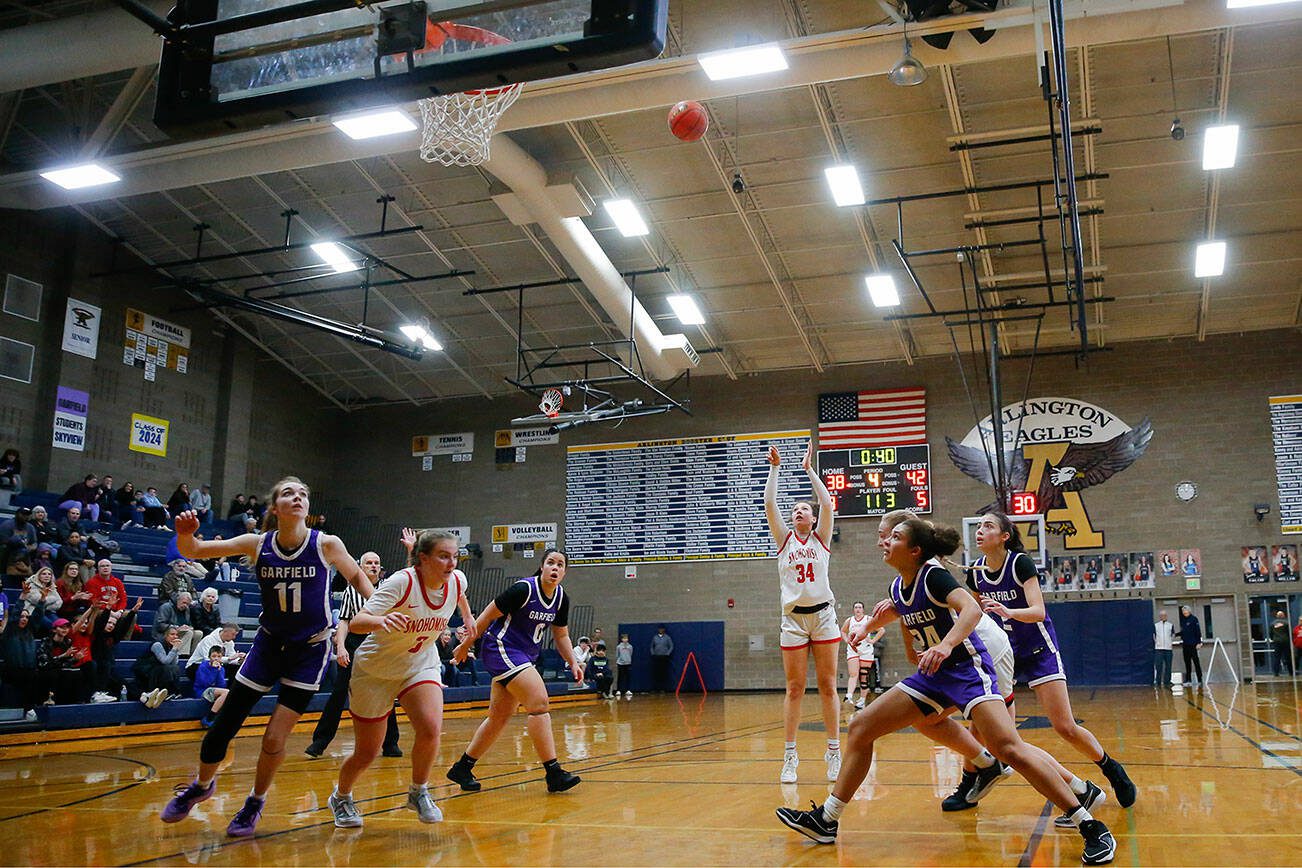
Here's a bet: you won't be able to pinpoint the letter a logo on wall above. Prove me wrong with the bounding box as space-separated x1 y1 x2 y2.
946 398 1153 550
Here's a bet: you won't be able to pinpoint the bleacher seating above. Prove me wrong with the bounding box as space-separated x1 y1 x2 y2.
1 490 590 733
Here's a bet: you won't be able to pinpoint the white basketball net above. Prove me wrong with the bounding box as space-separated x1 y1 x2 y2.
418 85 522 167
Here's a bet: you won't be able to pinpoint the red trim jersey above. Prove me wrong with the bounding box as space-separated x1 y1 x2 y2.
777 530 833 612
353 567 466 681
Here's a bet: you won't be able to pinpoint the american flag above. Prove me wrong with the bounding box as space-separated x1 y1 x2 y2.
817 388 927 448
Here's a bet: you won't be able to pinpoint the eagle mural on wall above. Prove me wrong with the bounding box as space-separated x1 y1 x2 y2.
946 408 1153 548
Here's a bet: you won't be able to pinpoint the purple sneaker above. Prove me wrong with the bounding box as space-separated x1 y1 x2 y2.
226 795 265 838
160 779 216 823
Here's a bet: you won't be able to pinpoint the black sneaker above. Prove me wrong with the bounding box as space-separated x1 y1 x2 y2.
775 801 838 844
545 765 580 793
1055 781 1107 828
304 743 324 759
446 760 482 792
1079 818 1116 864
941 770 979 812
381 746 404 758
966 760 1007 803
1100 758 1136 808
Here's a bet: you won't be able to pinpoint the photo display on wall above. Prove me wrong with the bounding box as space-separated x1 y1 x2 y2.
565 430 810 565
1242 546 1270 583
1274 545 1299 581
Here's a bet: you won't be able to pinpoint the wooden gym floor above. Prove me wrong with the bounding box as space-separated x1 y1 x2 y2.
0 683 1298 866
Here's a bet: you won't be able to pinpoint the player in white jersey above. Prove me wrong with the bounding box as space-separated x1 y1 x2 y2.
764 441 841 784
841 602 870 706
329 529 475 829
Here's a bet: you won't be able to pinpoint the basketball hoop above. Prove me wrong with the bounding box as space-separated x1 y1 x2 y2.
416 22 522 167
539 388 564 418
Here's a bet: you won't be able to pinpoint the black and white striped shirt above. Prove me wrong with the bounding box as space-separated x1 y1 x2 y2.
339 570 394 622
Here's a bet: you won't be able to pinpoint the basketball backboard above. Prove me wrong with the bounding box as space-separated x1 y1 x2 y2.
154 0 667 136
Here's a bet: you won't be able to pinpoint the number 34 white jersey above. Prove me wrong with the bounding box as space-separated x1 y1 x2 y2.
353 567 466 680
778 530 833 612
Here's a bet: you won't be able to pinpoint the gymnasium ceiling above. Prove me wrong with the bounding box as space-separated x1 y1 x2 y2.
0 0 1299 409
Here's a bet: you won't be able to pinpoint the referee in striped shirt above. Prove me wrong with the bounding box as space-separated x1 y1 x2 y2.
305 551 402 758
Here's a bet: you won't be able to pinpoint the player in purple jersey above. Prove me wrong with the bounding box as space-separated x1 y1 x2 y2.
446 548 584 794
160 477 375 837
777 518 1116 865
972 512 1136 811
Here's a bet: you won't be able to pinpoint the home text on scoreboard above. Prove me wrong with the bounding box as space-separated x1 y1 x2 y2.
816 444 932 518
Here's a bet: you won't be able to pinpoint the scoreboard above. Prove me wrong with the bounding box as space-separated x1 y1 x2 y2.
817 444 932 518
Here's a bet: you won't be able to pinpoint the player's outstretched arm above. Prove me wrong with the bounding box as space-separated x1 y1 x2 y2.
763 446 788 547
803 441 834 541
173 511 260 560
322 534 375 600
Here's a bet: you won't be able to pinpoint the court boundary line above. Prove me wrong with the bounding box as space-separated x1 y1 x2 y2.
0 753 157 824
1016 800 1054 867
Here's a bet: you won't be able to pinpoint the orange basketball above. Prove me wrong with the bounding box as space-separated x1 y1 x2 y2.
668 100 709 142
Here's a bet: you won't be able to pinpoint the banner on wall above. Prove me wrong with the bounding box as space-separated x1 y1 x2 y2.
412 432 473 457
490 523 557 544
52 386 88 451
61 299 100 359
129 413 169 456
495 427 559 447
124 307 190 377
1269 395 1302 534
948 397 1153 550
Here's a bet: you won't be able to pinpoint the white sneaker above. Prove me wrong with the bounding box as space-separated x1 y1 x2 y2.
624 691 632 700
780 752 799 784
855 697 865 709
825 749 841 782
24 710 37 722
843 694 854 704
147 688 168 709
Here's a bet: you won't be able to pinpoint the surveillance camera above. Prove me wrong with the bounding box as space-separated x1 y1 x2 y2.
731 172 745 194
1170 117 1185 141
1254 503 1271 522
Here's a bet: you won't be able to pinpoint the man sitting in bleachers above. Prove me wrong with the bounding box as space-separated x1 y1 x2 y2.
139 487 169 529
58 475 104 523
158 562 198 605
190 484 213 524
85 559 127 613
88 591 142 703
185 622 244 679
56 506 85 543
154 591 199 657
1 507 37 576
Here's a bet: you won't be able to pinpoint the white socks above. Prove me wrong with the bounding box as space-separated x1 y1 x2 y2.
827 740 840 753
1067 806 1093 827
971 749 996 770
1069 775 1088 796
822 793 848 821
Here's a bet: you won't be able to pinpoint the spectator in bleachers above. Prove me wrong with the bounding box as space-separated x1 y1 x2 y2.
166 534 209 582
247 495 264 522
573 636 592 674
88 593 142 702
56 563 92 618
438 628 458 687
86 559 128 612
226 493 247 519
133 625 182 706
95 475 116 525
207 552 240 584
1 608 41 719
194 644 229 727
31 543 54 575
51 607 97 704
454 624 481 686
23 566 62 618
56 506 85 544
35 618 76 706
139 487 169 529
154 591 198 656
190 484 213 524
0 448 21 490
186 623 244 679
191 587 223 636
56 530 90 573
59 474 104 523
158 562 199 604
29 506 56 546
590 641 614 699
115 482 140 528
1 506 36 576
166 483 192 518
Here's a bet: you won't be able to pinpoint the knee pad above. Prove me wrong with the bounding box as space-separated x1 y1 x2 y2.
276 684 314 715
200 683 262 764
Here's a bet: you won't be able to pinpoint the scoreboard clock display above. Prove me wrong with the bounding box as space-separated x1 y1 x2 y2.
817 445 932 517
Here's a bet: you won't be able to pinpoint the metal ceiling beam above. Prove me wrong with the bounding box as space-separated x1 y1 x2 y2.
1197 28 1233 342
6 0 1298 209
76 64 155 160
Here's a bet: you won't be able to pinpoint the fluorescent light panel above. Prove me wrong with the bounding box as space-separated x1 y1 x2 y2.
698 45 788 81
865 274 900 307
332 109 417 140
1226 0 1299 8
1202 124 1239 170
310 242 359 274
399 323 442 351
39 163 121 190
824 165 865 207
1194 241 1226 278
666 294 706 325
603 199 650 237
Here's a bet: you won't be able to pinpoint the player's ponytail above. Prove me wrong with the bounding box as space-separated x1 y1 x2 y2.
986 511 1026 553
898 517 962 560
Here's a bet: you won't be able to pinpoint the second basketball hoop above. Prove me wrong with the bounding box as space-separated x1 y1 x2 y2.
539 388 565 418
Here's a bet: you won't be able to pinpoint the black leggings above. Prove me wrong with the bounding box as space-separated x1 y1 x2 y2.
199 681 315 764
1182 645 1203 684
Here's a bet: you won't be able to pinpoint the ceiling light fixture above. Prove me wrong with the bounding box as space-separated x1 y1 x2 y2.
332 109 417 140
1194 241 1226 278
1226 0 1299 8
310 241 360 274
698 45 788 81
603 199 650 237
865 273 901 307
888 35 928 87
666 294 706 325
1202 124 1239 170
824 165 865 207
39 163 121 190
399 323 443 351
